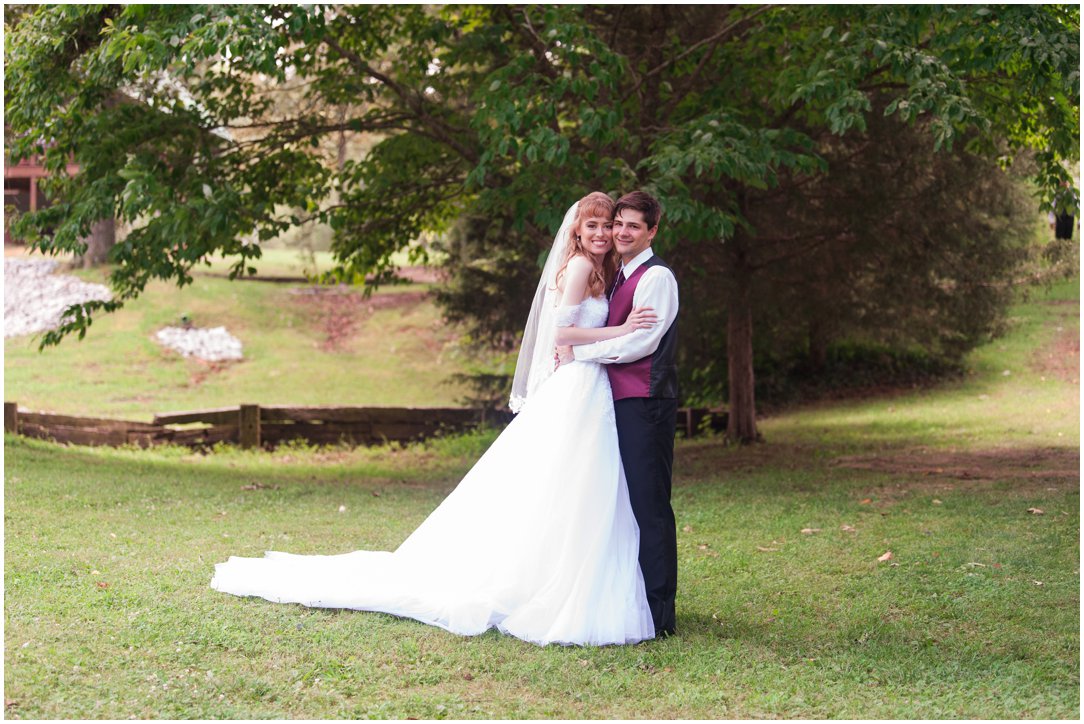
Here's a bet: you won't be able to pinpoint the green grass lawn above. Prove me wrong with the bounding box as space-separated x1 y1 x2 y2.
5 249 477 419
3 278 1078 718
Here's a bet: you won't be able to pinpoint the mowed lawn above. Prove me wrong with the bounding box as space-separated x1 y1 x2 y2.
3 279 1079 719
4 248 476 419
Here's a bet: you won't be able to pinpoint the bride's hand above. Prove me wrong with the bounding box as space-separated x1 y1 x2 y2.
622 306 656 334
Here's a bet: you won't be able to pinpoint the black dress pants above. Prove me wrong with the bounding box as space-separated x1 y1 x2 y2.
614 396 678 635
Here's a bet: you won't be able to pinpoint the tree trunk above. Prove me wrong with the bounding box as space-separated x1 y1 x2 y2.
78 218 115 268
726 268 760 444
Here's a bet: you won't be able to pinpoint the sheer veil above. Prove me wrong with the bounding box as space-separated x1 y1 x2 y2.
509 201 579 413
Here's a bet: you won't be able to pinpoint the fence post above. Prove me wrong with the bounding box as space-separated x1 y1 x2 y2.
239 404 261 449
5 402 18 434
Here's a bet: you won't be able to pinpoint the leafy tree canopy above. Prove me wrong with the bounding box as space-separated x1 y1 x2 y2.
5 4 1078 440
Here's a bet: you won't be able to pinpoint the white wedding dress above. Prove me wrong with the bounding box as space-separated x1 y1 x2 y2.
211 295 655 646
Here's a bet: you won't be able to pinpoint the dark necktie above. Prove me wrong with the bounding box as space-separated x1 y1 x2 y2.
610 269 627 300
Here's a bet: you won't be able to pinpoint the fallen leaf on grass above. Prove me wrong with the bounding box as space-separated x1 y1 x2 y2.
932 499 943 505
5 700 16 710
800 528 821 535
877 551 893 562
371 490 382 498
966 562 986 568
91 570 100 575
682 525 693 533
462 672 474 681
578 659 589 667
859 498 872 505
1027 508 1044 515
1032 580 1044 586
756 546 779 553
97 581 109 589
338 505 347 513
840 524 856 533
240 483 271 491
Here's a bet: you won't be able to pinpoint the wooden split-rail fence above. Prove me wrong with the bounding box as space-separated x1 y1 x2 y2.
3 402 725 450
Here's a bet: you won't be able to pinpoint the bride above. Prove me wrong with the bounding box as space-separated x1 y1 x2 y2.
211 192 658 646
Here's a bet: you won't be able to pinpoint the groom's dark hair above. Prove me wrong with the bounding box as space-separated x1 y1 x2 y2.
614 191 662 230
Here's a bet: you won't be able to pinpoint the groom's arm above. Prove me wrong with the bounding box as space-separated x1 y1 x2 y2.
571 267 679 364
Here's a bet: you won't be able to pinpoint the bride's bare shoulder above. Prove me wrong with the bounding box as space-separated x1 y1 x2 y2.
565 254 594 273
556 253 595 296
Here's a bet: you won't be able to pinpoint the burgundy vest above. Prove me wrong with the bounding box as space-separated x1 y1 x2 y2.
606 256 679 401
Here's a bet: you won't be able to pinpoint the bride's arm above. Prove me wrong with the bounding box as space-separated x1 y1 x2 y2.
554 309 657 345
553 256 656 346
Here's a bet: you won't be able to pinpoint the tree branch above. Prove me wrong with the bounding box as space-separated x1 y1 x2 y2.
319 32 479 165
500 5 560 80
622 5 776 104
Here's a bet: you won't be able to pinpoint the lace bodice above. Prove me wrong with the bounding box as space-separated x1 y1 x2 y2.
556 296 609 330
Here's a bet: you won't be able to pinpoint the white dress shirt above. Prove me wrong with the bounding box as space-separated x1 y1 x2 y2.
572 247 679 364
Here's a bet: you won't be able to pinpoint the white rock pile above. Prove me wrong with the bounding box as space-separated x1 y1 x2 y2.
4 258 113 338
155 326 243 361
5 257 245 361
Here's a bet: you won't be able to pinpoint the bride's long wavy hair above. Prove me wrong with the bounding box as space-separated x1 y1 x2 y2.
554 191 619 299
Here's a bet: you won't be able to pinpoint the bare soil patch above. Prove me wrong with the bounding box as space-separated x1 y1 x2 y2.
832 446 1079 486
1032 322 1079 384
395 266 442 284
187 359 235 387
676 440 814 481
291 286 427 351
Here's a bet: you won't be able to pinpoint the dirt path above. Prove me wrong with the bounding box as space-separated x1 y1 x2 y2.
290 286 428 351
1032 300 1079 384
832 446 1078 483
831 296 1080 489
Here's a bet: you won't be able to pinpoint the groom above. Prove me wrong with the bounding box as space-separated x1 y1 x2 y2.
562 190 680 637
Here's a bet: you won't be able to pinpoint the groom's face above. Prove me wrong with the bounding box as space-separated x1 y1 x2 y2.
612 209 657 263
